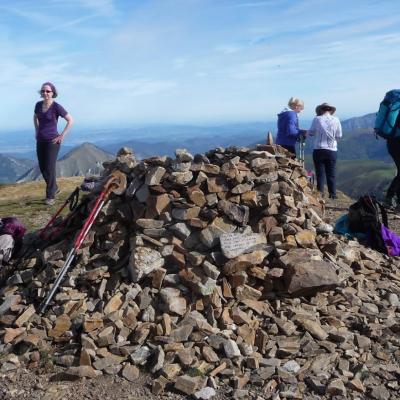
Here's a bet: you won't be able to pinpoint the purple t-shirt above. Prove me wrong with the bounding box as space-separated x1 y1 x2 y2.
34 101 68 141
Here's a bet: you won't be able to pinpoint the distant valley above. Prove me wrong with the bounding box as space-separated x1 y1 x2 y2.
0 114 395 200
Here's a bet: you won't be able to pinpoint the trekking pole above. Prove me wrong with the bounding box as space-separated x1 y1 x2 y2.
38 171 126 315
298 135 305 167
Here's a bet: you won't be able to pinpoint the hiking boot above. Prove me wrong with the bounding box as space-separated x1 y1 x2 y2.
329 193 337 199
44 198 55 206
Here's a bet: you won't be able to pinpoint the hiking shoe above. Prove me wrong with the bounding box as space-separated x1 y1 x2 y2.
44 198 55 206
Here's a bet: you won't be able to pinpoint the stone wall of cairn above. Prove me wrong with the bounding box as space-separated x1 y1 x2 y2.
0 145 399 399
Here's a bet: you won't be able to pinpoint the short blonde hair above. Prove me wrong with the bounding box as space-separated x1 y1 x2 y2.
288 97 304 110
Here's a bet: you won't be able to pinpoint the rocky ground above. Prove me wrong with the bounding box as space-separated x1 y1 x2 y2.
1 146 399 400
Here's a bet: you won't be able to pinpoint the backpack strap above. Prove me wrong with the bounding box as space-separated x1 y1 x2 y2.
364 194 388 228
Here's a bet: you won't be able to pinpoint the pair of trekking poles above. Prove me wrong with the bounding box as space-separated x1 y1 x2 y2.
298 134 306 167
37 170 126 314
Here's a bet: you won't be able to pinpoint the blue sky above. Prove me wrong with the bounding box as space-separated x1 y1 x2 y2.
0 0 399 130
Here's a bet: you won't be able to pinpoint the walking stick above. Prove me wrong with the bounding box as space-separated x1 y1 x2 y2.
299 135 306 167
38 171 126 315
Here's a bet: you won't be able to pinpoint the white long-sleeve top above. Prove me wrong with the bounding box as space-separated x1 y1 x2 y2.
308 113 342 151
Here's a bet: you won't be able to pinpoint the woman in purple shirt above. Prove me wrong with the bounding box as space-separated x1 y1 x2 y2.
33 82 73 205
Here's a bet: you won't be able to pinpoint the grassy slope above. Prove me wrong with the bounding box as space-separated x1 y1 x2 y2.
0 177 83 231
336 159 394 198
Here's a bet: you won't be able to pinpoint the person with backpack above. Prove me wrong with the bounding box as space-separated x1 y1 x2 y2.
276 97 307 157
374 89 400 209
34 82 74 206
308 103 342 199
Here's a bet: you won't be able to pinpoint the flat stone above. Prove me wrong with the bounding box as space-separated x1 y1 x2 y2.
285 259 340 296
220 232 267 259
297 318 328 340
235 284 262 301
14 305 35 327
175 375 202 395
170 171 193 185
66 366 101 378
104 293 123 315
136 218 164 229
295 230 316 248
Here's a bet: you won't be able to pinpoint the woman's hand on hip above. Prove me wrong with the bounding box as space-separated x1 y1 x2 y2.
52 134 64 144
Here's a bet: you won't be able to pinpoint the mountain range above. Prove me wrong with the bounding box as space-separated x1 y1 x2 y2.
17 143 113 182
0 112 395 200
0 154 35 183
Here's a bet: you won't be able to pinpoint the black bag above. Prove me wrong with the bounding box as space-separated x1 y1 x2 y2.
348 195 388 253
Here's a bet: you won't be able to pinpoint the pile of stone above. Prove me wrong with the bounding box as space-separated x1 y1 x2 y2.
0 145 399 399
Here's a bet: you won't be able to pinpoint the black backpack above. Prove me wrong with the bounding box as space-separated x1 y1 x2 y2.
348 195 388 253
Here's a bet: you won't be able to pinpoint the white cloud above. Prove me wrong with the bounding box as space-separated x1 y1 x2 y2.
49 0 117 16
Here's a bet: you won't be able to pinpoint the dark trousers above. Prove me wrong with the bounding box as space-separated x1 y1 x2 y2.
280 144 296 158
36 141 60 199
387 138 400 199
313 149 337 197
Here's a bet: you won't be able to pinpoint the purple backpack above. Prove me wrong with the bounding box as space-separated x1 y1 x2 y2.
381 225 400 257
0 217 26 253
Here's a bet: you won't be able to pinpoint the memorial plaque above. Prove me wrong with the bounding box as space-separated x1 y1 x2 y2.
220 233 267 259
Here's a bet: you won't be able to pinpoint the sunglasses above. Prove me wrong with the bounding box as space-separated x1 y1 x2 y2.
41 90 53 94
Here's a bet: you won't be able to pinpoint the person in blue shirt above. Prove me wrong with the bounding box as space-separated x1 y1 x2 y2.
276 97 307 157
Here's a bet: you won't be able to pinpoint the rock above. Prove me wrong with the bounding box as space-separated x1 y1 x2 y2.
66 366 102 378
220 232 267 259
1 143 399 399
14 305 36 327
295 229 316 248
194 386 216 400
218 200 249 225
223 339 241 358
0 295 21 315
296 318 328 340
369 385 390 400
326 378 346 396
174 375 203 395
348 378 365 393
145 166 166 186
282 360 300 374
128 246 164 282
152 376 169 394
160 287 187 316
285 259 340 296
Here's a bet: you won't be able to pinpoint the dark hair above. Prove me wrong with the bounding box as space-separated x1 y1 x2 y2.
39 82 58 98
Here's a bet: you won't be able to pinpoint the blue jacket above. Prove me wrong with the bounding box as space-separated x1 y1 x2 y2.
276 108 302 146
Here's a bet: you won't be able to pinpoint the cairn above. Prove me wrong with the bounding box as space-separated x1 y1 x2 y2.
0 144 399 399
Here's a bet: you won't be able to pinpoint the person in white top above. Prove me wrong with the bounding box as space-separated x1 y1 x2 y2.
308 103 342 199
